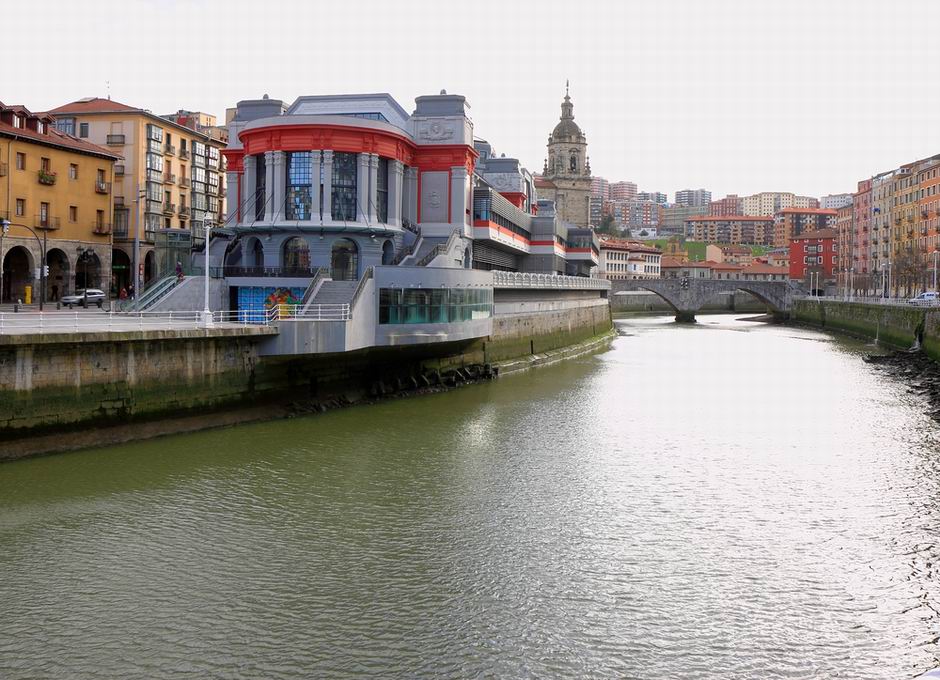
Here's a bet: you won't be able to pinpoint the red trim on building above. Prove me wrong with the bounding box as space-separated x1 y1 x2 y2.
499 191 527 209
238 123 419 165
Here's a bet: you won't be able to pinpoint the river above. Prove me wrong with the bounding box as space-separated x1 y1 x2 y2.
1 314 939 679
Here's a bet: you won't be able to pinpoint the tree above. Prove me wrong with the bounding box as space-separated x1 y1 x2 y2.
595 213 618 236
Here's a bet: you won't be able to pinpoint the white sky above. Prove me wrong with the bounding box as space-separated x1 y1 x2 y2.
9 0 940 200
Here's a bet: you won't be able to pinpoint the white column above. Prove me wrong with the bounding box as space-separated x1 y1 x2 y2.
321 151 333 223
272 151 286 223
356 153 369 223
404 167 418 225
389 160 403 227
368 154 379 224
450 166 469 228
225 170 239 224
310 151 321 223
243 155 256 221
263 151 275 222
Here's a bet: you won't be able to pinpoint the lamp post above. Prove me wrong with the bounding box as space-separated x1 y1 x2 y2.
202 220 213 327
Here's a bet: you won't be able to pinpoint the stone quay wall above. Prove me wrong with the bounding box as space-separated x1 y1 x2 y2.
791 299 940 360
0 304 613 459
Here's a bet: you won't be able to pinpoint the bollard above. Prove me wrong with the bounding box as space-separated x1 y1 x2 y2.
13 301 19 313
56 302 61 311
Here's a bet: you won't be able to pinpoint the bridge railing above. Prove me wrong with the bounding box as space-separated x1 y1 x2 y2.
492 271 611 290
793 294 938 308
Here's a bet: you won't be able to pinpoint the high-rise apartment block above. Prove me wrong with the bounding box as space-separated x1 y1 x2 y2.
637 191 667 205
675 188 711 207
591 176 609 200
609 181 637 203
709 194 742 216
818 193 853 210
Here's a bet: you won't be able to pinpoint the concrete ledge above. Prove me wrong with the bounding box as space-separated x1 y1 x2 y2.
0 325 278 346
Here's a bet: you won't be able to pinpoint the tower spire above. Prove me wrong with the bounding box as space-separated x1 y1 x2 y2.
566 79 569 97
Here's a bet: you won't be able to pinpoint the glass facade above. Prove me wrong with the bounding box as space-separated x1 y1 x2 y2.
376 157 388 223
332 152 357 221
379 288 493 324
282 237 311 272
286 152 313 220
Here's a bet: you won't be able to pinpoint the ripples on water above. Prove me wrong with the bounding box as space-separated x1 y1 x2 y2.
1 314 939 679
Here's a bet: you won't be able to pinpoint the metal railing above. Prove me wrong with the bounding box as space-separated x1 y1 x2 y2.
180 148 190 159
95 180 110 194
221 265 318 278
391 227 422 265
164 144 176 155
795 294 940 308
415 228 463 268
348 266 374 311
34 215 60 230
299 267 329 309
491 270 612 290
93 223 112 235
106 134 125 145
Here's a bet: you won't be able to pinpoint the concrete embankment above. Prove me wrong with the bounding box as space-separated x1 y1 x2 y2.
0 304 613 460
791 299 940 360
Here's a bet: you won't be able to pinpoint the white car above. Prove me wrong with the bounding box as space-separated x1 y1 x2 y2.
61 289 106 309
907 291 939 307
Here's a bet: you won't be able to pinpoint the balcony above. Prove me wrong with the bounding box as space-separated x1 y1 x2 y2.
164 143 176 156
35 215 60 230
895 217 902 225
107 134 126 145
114 164 125 176
114 196 125 207
37 169 57 185
144 229 156 242
0 161 6 177
164 173 176 184
93 223 112 235
179 148 190 160
180 177 191 188
113 223 128 238
179 205 191 216
163 202 176 215
95 180 110 194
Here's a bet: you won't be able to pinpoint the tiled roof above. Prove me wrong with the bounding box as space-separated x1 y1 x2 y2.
0 119 121 160
777 207 837 216
599 238 661 254
534 176 556 189
740 263 788 275
47 97 140 115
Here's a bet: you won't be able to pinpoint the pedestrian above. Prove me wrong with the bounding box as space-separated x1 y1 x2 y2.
128 283 135 300
119 287 128 300
175 261 184 283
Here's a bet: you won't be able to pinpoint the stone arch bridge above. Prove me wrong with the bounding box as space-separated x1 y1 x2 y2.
611 278 804 322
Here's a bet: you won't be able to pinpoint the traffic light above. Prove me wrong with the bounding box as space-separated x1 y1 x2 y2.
42 265 49 277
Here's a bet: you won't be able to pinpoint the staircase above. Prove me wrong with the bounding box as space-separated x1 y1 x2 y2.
131 276 179 311
311 280 359 305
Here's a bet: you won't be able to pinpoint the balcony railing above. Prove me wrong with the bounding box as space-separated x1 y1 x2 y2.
113 223 129 238
95 180 110 194
35 215 60 230
164 173 176 184
179 205 191 216
163 202 176 215
114 164 125 176
93 223 112 235
107 134 126 145
38 169 57 185
221 266 318 278
164 144 176 156
180 177 191 188
179 148 190 159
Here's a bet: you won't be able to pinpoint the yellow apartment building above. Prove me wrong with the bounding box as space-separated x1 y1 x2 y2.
48 98 226 292
0 101 119 303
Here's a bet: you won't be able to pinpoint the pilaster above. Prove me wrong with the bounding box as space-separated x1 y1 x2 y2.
356 153 370 223
263 151 275 223
389 160 404 227
368 154 379 224
450 166 469 228
403 166 418 225
271 151 286 223
321 151 333 223
225 171 239 224
310 151 321 223
243 155 257 223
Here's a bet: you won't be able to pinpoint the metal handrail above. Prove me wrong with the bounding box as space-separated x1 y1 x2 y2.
300 267 329 309
391 227 422 265
348 266 374 311
415 227 462 268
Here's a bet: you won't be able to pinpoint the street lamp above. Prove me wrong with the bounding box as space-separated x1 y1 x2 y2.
202 220 214 327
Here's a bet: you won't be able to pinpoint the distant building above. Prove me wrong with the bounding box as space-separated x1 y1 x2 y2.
819 193 853 210
637 191 667 205
764 248 789 269
789 228 837 283
705 244 756 266
675 188 711 207
661 257 713 279
686 215 774 245
709 194 742 216
609 181 637 202
743 191 818 216
662 204 706 235
773 207 837 248
597 238 662 279
591 176 609 200
629 200 662 230
738 262 789 281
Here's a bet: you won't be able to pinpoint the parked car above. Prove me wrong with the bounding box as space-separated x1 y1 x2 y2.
907 291 940 307
61 289 106 309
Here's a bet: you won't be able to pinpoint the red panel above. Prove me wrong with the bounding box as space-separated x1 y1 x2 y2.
499 192 526 209
238 123 418 165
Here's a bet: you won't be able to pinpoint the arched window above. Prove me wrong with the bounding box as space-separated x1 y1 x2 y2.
381 239 395 265
569 154 578 173
331 238 358 281
282 237 310 274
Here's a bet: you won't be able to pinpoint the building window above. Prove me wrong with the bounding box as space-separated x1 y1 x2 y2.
376 157 388 223
96 168 105 183
96 210 104 228
79 122 89 138
69 206 77 222
40 157 50 172
15 153 24 170
69 164 78 180
254 153 266 221
40 202 49 227
331 152 357 222
282 237 310 273
15 199 24 217
56 118 75 135
12 116 22 129
379 287 493 324
285 152 312 220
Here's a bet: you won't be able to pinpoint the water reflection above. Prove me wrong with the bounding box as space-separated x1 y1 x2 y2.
0 314 938 679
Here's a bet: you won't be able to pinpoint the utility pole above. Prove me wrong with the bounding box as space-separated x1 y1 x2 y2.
133 180 141 299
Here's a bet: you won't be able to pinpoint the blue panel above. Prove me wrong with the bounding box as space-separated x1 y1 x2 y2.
236 286 306 322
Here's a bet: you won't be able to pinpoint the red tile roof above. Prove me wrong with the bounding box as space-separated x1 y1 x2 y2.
777 207 837 216
0 117 121 160
47 97 140 115
740 263 788 275
599 238 661 254
534 176 556 189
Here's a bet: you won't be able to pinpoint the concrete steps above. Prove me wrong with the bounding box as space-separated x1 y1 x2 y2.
312 280 359 304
